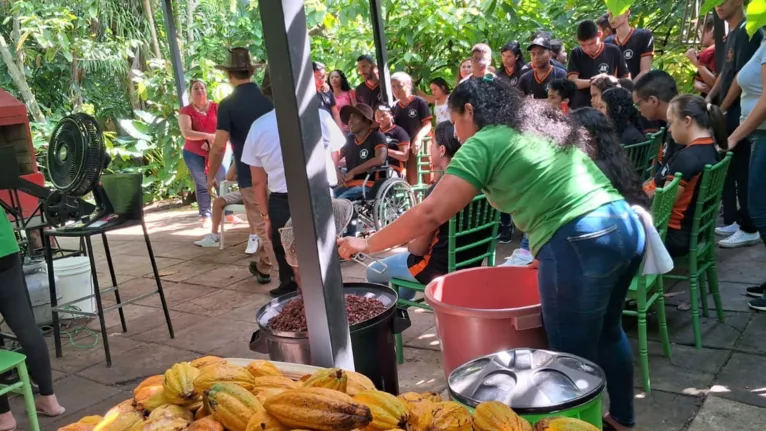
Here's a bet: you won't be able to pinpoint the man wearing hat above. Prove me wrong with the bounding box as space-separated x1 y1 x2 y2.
207 47 276 284
334 104 388 201
519 36 568 99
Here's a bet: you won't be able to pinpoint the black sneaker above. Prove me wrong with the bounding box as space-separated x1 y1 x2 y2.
249 262 272 285
745 282 766 298
269 281 298 297
497 225 513 244
748 296 766 311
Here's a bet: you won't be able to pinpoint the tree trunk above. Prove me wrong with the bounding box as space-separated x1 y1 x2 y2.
186 0 195 43
11 16 24 73
142 0 162 59
127 50 141 111
0 34 45 123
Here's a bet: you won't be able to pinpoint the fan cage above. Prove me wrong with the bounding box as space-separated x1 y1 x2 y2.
47 113 106 197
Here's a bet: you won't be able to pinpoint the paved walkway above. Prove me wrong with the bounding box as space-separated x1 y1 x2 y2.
5 207 766 430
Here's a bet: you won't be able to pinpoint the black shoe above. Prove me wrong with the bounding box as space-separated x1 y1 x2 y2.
745 282 766 298
269 281 298 297
497 225 513 244
249 262 272 284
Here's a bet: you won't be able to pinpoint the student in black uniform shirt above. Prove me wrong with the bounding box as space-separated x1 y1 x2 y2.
355 55 383 109
597 14 614 39
375 106 410 175
567 20 629 109
497 41 526 87
599 87 645 146
391 72 432 185
633 70 679 177
605 9 654 81
334 104 388 200
519 37 567 99
313 61 342 129
643 95 725 256
707 0 764 246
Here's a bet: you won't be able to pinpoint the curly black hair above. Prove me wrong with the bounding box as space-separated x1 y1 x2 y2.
448 77 580 149
601 87 640 136
570 108 651 208
327 69 352 92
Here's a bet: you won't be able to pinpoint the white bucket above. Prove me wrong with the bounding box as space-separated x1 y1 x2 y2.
53 257 96 316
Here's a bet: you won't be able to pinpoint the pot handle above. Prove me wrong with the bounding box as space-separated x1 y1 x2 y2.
513 313 543 331
393 308 412 334
249 330 269 354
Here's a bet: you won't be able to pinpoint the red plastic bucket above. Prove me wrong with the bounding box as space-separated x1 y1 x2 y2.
425 266 548 378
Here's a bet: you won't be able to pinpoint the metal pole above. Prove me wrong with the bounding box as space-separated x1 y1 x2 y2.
160 0 187 108
369 0 393 106
258 0 354 369
713 13 726 78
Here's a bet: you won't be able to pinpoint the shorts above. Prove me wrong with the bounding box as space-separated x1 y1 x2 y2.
220 191 243 205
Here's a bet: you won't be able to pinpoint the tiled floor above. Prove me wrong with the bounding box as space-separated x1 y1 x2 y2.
4 207 766 430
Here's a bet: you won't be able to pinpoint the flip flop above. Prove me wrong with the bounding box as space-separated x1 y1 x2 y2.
35 407 66 418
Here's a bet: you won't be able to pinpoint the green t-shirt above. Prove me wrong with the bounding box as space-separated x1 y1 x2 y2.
0 213 19 258
446 125 623 255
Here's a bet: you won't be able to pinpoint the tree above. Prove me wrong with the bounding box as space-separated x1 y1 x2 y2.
0 34 45 122
143 0 162 58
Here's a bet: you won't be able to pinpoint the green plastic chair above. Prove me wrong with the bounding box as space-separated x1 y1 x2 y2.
391 194 500 364
0 350 40 431
644 128 665 179
624 129 663 180
624 173 681 393
412 136 434 202
663 152 733 348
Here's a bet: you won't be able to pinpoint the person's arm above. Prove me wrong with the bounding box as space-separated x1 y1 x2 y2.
697 65 717 87
407 232 435 256
178 112 215 142
350 89 357 106
206 130 229 190
616 48 631 79
694 80 712 95
331 105 343 130
412 98 433 153
416 88 437 105
634 31 654 81
346 145 387 178
250 166 270 216
388 141 410 162
568 73 591 90
720 79 742 113
729 62 766 145
686 48 700 67
706 74 723 103
225 162 237 182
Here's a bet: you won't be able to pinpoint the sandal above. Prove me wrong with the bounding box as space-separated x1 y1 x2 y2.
35 406 66 418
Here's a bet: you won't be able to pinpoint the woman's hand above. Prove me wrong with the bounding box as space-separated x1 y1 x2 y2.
337 237 368 259
724 136 740 152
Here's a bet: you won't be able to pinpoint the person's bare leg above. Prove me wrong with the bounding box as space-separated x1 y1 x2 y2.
211 197 225 235
0 411 15 431
35 394 65 416
240 187 275 273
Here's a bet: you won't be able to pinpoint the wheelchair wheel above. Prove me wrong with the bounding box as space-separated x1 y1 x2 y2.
373 178 416 230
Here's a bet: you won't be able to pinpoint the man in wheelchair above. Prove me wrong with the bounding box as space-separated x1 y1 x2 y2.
334 104 389 200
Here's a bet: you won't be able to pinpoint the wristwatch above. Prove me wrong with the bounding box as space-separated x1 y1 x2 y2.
260 213 270 220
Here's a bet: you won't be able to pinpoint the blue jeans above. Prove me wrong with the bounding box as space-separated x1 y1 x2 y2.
521 233 529 251
537 200 645 427
366 252 417 300
748 131 766 247
334 185 371 200
183 149 231 218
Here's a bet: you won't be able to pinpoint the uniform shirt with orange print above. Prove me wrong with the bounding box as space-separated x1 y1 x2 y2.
340 130 387 187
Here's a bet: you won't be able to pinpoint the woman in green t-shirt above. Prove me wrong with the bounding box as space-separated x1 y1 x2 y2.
338 78 645 431
0 215 65 430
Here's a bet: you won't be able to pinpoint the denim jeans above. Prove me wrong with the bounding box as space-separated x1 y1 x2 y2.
366 252 417 300
748 131 766 246
183 149 229 218
537 200 645 427
333 185 372 200
521 233 529 251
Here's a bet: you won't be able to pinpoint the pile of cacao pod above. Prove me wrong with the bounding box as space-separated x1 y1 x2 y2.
57 356 599 431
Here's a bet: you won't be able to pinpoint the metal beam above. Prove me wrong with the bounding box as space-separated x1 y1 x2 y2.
713 13 726 78
160 0 187 108
258 0 354 369
369 0 393 106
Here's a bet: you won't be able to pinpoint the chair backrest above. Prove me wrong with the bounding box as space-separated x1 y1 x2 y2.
447 194 501 271
650 173 682 241
645 128 665 179
624 139 656 178
689 152 733 252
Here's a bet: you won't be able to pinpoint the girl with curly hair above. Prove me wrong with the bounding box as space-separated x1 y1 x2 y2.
599 87 646 146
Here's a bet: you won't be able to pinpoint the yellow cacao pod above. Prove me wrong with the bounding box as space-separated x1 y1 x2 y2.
133 386 163 411
207 382 265 431
473 401 530 431
254 388 286 404
164 362 200 405
188 416 225 431
140 417 189 431
396 392 425 404
80 416 105 426
302 368 349 392
431 401 472 431
352 390 408 431
147 404 193 423
136 388 168 413
401 398 434 431
533 417 599 431
134 376 164 398
420 392 442 403
245 410 289 431
194 402 210 420
191 356 227 369
263 387 372 431
246 360 283 378
298 374 312 383
345 371 376 397
251 376 299 394
94 411 144 431
194 363 257 394
58 416 103 431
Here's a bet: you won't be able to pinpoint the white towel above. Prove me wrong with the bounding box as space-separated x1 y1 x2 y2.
632 205 674 275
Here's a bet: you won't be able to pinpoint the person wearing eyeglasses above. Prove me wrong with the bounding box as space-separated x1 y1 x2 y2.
633 70 680 176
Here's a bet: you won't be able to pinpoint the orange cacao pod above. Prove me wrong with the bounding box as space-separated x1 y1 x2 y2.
194 363 256 394
473 401 530 431
188 416 225 431
246 360 283 378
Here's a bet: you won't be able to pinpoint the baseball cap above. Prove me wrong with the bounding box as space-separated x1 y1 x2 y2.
527 37 552 51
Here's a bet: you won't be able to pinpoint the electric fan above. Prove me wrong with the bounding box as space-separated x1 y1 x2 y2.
43 113 118 229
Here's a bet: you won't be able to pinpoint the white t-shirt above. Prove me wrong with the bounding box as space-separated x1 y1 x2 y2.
241 109 345 192
434 102 449 124
737 40 766 130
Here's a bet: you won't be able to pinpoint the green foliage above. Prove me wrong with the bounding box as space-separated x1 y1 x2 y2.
1 0 698 202
604 0 635 17
747 0 766 38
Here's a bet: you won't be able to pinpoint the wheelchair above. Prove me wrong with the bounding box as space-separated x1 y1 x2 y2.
342 164 416 237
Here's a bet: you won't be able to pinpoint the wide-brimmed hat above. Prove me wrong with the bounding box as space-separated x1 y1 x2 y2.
527 37 552 51
340 104 378 127
215 47 258 72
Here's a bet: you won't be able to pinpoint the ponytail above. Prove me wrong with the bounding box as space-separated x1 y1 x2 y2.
706 103 729 150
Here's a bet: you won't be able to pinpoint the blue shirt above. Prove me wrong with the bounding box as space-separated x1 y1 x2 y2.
737 40 766 130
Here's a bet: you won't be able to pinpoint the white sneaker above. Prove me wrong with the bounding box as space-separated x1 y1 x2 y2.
718 230 761 248
245 235 260 255
715 223 739 236
502 249 534 266
194 233 220 248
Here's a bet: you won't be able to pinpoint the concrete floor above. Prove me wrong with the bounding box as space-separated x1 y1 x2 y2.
4 207 766 430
